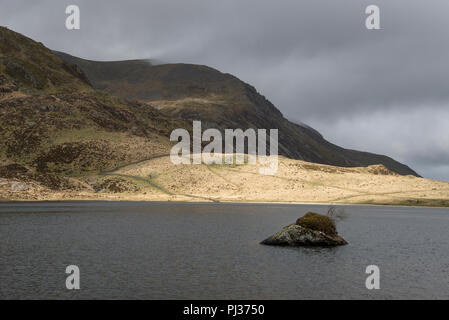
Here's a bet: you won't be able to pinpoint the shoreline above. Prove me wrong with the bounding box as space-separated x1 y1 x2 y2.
1 198 448 209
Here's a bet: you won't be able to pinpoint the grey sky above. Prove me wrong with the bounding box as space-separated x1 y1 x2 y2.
1 0 448 180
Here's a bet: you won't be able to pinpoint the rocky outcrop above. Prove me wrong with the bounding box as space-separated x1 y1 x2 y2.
261 212 347 247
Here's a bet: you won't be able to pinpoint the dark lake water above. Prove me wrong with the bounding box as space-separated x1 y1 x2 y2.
0 201 448 299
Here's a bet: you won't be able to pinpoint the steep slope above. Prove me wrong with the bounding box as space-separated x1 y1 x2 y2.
0 26 187 183
54 51 419 176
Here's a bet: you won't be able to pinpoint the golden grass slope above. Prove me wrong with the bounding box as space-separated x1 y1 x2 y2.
111 155 449 206
3 154 448 206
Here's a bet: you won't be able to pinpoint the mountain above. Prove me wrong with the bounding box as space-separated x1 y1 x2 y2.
54 51 419 176
0 25 419 184
0 26 187 180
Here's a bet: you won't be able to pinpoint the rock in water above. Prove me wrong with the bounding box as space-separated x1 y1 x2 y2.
261 212 347 247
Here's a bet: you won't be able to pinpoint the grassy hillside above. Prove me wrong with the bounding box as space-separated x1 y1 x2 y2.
54 51 419 176
0 26 189 189
2 153 448 206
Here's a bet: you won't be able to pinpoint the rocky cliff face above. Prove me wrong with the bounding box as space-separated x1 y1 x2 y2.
54 51 419 176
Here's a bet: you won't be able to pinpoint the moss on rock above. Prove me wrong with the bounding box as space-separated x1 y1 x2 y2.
296 212 337 236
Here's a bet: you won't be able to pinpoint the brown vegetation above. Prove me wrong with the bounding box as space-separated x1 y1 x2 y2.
296 212 337 236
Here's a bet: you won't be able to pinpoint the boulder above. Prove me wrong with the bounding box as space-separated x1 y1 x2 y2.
261 212 347 247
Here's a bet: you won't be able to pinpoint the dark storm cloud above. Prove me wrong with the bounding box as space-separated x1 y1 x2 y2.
1 0 448 179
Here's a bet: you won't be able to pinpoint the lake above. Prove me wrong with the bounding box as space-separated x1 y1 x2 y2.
0 201 448 299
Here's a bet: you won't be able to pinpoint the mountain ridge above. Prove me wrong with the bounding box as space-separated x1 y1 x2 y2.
53 50 419 176
6 26 449 206
0 26 419 180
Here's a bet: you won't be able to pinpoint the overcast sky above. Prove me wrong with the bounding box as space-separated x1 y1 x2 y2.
2 0 449 180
